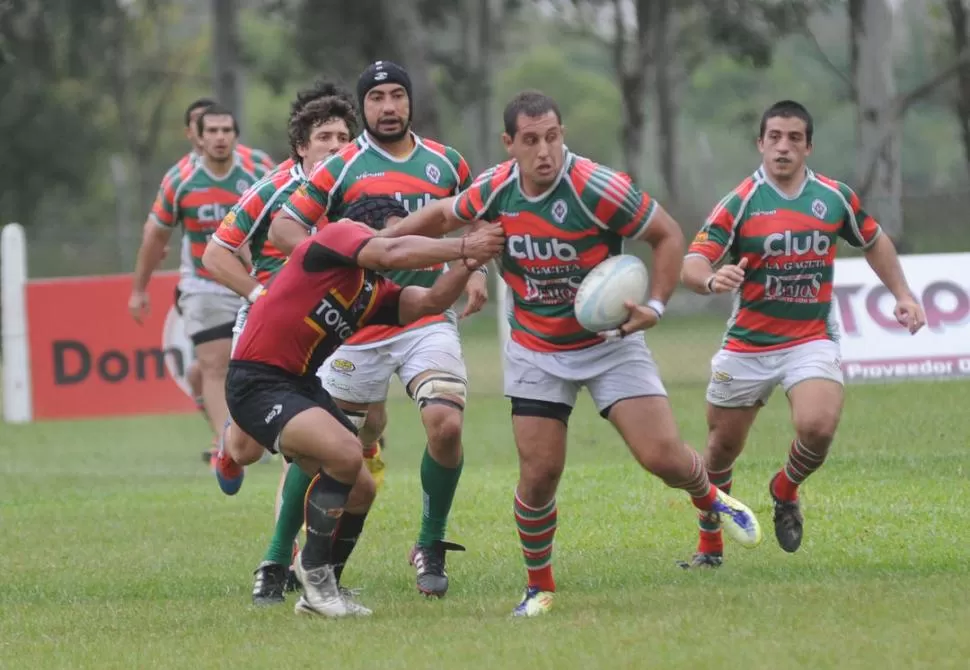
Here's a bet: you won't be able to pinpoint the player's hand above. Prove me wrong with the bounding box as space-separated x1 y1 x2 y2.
460 269 489 319
598 300 660 340
709 256 748 293
128 290 150 324
894 295 926 334
462 222 505 264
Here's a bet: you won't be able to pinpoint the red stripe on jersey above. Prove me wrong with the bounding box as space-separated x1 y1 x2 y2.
501 210 594 242
743 211 841 237
343 172 454 202
733 309 827 340
568 158 593 194
511 328 601 352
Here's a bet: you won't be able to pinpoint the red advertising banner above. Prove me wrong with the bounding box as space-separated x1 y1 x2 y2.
26 272 196 419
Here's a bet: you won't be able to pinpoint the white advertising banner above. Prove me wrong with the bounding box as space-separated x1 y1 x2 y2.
833 252 970 383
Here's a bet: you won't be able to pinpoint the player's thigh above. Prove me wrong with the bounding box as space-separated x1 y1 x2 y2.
503 339 581 411
318 345 394 405
705 348 781 409
181 292 241 349
782 341 845 441
399 324 469 409
583 335 669 418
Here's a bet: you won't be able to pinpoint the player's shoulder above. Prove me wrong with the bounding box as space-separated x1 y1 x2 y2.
809 170 855 200
420 137 468 169
473 159 517 190
565 152 637 200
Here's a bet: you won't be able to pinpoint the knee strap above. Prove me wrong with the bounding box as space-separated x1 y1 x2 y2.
411 374 466 411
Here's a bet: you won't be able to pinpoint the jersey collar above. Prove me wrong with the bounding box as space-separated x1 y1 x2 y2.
362 130 422 163
755 163 815 200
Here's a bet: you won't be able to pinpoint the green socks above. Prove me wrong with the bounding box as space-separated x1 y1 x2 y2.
263 463 313 565
417 446 463 547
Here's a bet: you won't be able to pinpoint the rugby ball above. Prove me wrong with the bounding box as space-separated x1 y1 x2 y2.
574 254 649 332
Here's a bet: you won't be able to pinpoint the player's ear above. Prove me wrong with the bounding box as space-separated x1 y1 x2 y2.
502 132 513 155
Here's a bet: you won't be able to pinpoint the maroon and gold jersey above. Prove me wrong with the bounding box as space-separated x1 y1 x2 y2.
231 223 404 376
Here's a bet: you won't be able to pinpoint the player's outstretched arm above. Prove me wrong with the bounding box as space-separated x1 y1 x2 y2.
268 211 312 255
202 239 263 303
397 264 478 324
380 196 467 239
129 222 173 323
357 223 504 272
863 234 926 333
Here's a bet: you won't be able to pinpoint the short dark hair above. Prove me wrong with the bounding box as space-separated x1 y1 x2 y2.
196 103 239 136
503 90 562 138
290 80 354 118
759 100 814 144
184 98 216 127
287 96 358 160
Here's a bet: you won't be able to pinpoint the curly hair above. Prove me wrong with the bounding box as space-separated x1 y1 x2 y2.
289 79 355 117
287 96 358 161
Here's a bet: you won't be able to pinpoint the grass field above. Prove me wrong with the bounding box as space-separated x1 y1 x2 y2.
2 314 969 669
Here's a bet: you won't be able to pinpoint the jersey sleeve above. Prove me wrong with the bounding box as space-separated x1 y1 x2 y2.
452 162 514 222
149 169 180 228
251 148 276 173
835 181 882 249
211 184 266 251
687 182 752 265
280 155 342 229
570 160 656 239
366 277 404 327
302 222 375 271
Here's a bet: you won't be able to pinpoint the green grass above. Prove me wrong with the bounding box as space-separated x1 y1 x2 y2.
2 316 969 669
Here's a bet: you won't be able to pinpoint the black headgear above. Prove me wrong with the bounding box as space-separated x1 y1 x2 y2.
356 60 413 126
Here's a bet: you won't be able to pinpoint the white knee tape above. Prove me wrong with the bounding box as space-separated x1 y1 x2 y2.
345 410 368 430
412 374 467 409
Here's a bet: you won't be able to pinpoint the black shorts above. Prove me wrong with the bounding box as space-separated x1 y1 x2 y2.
225 361 356 453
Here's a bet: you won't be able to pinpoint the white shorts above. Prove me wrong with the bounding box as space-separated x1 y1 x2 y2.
318 322 467 405
230 301 250 357
177 291 242 344
503 334 667 415
706 339 844 408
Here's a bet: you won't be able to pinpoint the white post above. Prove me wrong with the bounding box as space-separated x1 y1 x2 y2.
2 223 32 423
495 273 510 351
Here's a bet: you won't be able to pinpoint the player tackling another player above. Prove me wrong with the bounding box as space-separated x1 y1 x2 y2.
678 100 926 568
388 90 763 617
269 61 483 598
225 216 504 617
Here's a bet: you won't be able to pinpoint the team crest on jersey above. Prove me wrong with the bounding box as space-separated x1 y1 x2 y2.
811 198 827 219
425 163 441 184
693 230 709 244
236 179 250 195
551 199 568 224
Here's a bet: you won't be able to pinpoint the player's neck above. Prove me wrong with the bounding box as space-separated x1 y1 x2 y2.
202 155 233 178
762 164 808 198
369 131 415 159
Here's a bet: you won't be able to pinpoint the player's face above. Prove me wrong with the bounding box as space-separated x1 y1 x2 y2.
299 118 352 169
758 116 811 182
185 108 207 152
363 84 410 142
503 111 565 190
200 114 237 162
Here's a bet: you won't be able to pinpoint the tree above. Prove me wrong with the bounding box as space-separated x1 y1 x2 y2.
849 0 970 242
944 0 970 175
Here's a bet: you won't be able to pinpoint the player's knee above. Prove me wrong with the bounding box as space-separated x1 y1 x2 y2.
794 415 837 453
347 469 377 510
519 467 562 504
636 436 686 482
329 438 365 481
424 406 463 450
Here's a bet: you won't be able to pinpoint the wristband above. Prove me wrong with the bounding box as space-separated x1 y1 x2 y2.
459 237 466 259
475 264 489 276
705 275 716 294
646 298 665 320
247 284 265 304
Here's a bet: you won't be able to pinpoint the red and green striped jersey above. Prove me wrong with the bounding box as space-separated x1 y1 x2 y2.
150 156 271 294
453 149 656 352
280 132 473 345
211 163 307 284
687 166 882 353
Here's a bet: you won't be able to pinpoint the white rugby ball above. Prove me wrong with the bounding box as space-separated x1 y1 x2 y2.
574 254 649 332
